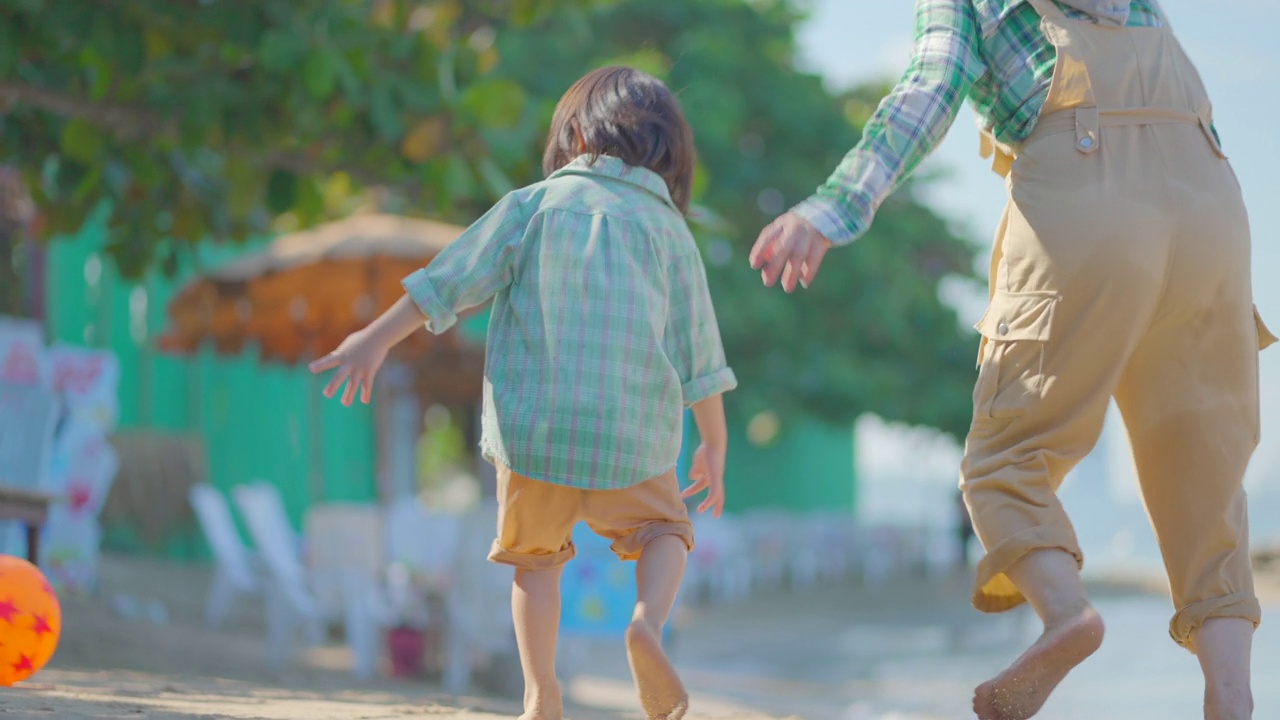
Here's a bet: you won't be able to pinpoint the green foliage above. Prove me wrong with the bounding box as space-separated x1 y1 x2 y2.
4 0 982 438
0 0 598 277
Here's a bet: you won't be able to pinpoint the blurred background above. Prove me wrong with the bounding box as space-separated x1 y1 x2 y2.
0 1 1276 718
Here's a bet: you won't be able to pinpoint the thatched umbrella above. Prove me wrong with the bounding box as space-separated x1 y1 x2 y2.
156 213 485 405
154 214 489 503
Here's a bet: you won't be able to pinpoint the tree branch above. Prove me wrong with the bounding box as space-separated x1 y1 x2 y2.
0 81 171 141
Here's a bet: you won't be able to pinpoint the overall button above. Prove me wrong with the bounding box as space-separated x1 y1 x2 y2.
1079 136 1095 150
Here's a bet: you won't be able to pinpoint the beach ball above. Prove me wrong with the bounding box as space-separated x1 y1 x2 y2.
0 555 61 685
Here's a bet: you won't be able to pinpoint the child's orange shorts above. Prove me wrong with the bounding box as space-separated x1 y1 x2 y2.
488 463 695 570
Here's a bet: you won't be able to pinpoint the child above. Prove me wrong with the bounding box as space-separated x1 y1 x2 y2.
309 66 736 720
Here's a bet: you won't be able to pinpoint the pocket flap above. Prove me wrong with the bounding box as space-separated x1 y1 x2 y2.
975 291 1061 343
1258 305 1278 351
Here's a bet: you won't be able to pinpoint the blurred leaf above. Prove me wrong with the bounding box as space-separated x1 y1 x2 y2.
0 23 16 75
458 78 525 128
295 176 325 223
369 82 403 139
475 155 514 198
59 119 106 163
303 51 339 100
225 155 262 220
400 115 449 162
144 27 174 60
259 29 304 72
266 169 297 214
600 48 672 78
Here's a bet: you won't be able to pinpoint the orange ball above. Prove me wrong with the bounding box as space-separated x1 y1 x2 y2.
0 555 61 686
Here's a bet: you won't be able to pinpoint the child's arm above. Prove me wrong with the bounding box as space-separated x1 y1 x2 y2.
667 239 737 517
683 393 728 517
309 192 528 406
307 296 428 406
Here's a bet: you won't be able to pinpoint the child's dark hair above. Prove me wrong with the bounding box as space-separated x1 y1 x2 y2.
542 66 696 214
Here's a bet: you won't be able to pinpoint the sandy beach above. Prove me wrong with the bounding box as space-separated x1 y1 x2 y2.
8 554 1280 719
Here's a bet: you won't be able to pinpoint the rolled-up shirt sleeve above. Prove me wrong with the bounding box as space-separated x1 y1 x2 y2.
401 191 527 334
665 241 737 406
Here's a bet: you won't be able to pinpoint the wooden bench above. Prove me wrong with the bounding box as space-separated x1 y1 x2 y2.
0 486 55 564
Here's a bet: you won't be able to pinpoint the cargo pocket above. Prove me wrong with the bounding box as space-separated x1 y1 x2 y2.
974 290 1061 419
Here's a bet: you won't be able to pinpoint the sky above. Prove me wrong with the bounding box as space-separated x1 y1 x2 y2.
796 1 1280 561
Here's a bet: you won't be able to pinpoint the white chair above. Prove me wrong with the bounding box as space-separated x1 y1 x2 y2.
384 496 463 590
303 502 393 680
236 482 398 680
188 484 259 628
441 501 517 694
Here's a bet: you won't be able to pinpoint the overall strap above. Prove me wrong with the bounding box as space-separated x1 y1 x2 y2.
1026 0 1069 21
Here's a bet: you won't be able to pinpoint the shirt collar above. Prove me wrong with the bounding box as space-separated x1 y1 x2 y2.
549 154 677 211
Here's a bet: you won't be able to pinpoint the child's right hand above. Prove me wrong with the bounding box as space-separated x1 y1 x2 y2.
308 328 390 406
682 444 726 518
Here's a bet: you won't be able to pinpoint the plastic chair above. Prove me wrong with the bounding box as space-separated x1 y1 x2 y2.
188 484 259 628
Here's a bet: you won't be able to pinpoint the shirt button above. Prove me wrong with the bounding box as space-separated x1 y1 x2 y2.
998 322 1010 336
1079 136 1095 150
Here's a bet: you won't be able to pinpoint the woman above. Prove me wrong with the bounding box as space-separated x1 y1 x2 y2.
750 1 1277 718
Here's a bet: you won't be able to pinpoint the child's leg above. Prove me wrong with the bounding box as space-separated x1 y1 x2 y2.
514 565 566 720
585 470 695 719
627 534 689 720
488 464 583 720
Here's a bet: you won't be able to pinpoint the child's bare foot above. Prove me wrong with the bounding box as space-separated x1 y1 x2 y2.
516 705 562 720
625 620 688 720
517 689 563 720
973 606 1104 720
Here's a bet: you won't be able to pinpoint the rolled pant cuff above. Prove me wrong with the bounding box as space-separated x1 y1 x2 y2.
487 541 577 570
610 521 695 561
972 525 1083 613
1169 592 1261 653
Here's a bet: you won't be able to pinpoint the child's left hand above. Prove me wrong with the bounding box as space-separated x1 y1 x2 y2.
682 444 726 518
308 328 390 406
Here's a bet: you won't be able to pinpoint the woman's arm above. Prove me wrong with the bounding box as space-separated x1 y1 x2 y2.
751 0 987 292
792 0 987 246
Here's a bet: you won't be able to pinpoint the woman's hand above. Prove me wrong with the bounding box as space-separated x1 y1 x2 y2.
749 211 833 292
308 328 391 406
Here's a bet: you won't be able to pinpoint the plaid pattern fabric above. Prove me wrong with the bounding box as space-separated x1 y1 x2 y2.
794 0 1164 245
402 155 736 489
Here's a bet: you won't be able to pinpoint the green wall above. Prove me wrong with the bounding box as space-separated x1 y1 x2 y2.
43 209 376 558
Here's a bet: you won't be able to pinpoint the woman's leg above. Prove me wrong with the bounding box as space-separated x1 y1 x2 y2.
972 548 1104 720
1113 309 1261 720
1195 618 1254 720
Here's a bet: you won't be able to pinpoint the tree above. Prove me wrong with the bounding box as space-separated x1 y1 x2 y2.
0 0 600 285
4 0 982 440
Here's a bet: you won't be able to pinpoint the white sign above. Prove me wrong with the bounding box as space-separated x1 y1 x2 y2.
0 382 60 490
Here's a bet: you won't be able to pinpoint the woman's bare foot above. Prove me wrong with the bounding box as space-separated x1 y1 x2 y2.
973 606 1105 720
625 620 688 720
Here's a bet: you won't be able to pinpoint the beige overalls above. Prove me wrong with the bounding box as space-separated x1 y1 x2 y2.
963 0 1278 650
